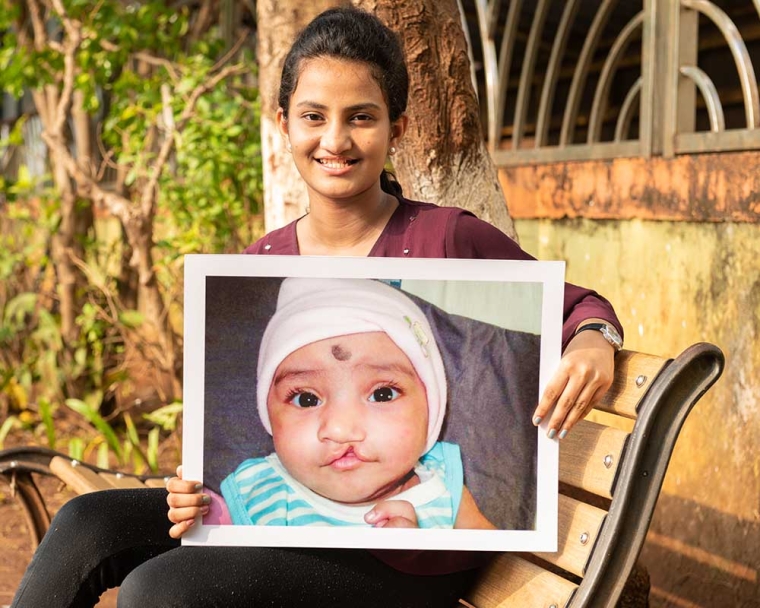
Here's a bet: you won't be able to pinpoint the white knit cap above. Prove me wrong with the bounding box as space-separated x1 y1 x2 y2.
256 278 447 454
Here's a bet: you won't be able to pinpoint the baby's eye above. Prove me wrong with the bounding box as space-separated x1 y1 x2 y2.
290 391 322 408
369 386 400 403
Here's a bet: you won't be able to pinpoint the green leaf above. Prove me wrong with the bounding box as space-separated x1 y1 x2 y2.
68 438 84 461
143 401 182 432
65 398 123 462
97 441 110 469
74 347 87 368
38 397 56 448
124 412 140 446
84 390 104 413
118 310 145 329
3 292 37 329
147 427 160 472
0 416 20 449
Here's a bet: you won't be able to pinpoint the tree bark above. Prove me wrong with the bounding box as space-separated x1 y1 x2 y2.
256 0 345 231
33 83 93 348
356 0 517 239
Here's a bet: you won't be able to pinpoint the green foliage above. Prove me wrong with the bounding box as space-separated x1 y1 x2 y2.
143 401 183 432
0 0 262 472
0 416 21 448
157 68 262 257
65 397 124 462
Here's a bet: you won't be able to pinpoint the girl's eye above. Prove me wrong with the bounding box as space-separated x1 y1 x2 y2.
369 386 400 403
302 113 323 121
290 391 322 408
352 114 373 122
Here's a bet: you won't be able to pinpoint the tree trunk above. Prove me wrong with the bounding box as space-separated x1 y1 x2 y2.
356 0 517 240
256 0 345 231
34 91 94 345
122 213 180 399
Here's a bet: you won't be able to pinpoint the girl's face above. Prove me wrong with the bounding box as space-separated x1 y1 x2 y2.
276 57 407 206
267 332 428 505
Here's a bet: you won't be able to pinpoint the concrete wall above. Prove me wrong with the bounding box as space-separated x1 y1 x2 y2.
501 154 759 607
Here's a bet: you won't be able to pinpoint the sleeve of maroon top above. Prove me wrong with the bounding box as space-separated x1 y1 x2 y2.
446 211 624 350
243 240 265 254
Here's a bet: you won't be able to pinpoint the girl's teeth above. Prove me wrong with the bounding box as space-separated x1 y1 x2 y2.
320 159 352 168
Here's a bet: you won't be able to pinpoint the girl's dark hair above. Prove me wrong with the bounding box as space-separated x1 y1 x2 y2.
278 7 408 196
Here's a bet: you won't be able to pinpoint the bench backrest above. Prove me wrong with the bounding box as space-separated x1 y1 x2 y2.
461 342 724 608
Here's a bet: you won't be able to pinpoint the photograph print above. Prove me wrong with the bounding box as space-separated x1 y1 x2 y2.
181 255 564 552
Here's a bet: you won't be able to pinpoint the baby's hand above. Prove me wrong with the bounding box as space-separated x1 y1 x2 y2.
166 465 211 539
365 500 418 528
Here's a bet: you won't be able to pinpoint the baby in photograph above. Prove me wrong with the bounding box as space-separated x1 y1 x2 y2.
219 277 494 529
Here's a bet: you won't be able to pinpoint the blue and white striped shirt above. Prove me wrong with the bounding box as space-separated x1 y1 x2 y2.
220 442 463 528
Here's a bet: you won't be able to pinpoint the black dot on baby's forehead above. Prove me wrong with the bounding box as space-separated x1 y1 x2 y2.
331 344 351 361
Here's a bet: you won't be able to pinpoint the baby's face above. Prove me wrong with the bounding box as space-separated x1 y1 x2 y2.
267 331 429 505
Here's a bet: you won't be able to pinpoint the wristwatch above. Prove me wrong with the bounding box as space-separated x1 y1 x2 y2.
575 322 623 351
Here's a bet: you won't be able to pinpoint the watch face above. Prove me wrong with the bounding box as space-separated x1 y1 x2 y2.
601 325 623 349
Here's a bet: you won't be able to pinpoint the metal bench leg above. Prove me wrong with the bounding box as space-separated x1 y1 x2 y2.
1 471 52 549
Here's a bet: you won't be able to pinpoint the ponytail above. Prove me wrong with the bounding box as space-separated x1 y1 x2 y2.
380 169 403 197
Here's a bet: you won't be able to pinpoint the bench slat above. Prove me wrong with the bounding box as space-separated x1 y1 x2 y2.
49 457 112 494
144 478 169 488
534 495 607 577
559 419 628 498
596 351 667 418
462 554 577 608
99 472 152 489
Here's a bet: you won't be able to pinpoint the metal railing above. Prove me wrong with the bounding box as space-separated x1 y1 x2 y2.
461 0 760 166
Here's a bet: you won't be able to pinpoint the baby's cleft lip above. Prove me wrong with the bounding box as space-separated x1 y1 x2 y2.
326 447 367 470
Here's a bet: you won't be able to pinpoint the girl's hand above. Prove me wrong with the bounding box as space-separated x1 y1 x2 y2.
166 465 210 539
365 499 418 528
533 323 615 439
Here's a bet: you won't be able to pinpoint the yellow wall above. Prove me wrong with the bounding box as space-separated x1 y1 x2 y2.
515 218 760 607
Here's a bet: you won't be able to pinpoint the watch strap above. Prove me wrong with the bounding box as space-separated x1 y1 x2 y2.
575 323 623 351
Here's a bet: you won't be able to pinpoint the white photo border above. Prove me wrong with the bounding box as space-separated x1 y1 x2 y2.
182 254 564 552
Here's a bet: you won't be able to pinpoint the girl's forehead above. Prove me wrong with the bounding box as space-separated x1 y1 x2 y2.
292 57 387 102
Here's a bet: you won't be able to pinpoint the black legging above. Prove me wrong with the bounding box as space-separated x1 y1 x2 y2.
11 488 479 607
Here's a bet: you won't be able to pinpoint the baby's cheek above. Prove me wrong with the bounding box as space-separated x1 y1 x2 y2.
385 426 426 459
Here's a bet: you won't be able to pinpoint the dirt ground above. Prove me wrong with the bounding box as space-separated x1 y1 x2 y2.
0 422 179 608
0 473 119 607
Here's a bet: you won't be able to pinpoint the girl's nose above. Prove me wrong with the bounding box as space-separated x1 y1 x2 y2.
317 401 365 443
320 120 351 154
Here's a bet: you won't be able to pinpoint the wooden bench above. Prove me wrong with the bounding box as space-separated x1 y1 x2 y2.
460 342 724 608
0 447 169 549
0 342 724 607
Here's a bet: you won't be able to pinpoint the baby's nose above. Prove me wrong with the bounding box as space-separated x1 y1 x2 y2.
317 402 366 443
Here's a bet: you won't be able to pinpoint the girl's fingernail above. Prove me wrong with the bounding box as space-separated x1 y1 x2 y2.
559 429 568 440
194 483 203 491
201 495 211 505
186 518 195 527
365 511 378 523
532 416 542 425
548 428 557 439
200 506 210 515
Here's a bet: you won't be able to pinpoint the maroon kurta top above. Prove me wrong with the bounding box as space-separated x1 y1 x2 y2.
245 197 623 349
